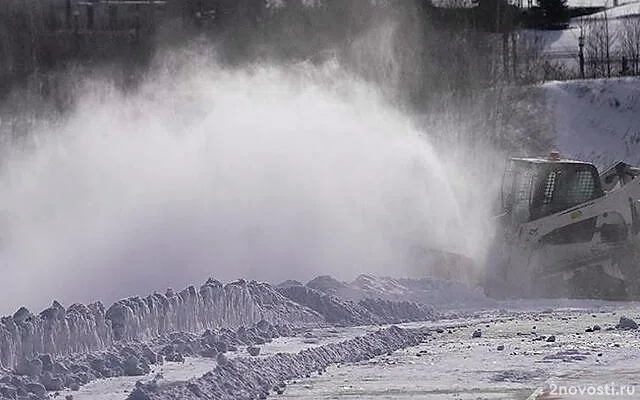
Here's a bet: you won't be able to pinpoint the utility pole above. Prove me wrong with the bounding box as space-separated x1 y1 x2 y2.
579 27 585 79
512 32 518 83
66 0 72 30
604 1 611 77
503 33 509 81
149 0 156 34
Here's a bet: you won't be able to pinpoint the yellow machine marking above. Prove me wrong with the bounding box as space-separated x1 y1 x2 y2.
570 210 583 220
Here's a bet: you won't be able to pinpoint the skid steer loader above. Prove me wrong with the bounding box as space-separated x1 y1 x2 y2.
484 151 640 300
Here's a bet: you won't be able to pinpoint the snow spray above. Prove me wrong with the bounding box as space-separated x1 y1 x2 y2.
0 7 496 314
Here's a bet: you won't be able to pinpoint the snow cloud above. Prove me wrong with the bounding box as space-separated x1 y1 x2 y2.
0 0 501 313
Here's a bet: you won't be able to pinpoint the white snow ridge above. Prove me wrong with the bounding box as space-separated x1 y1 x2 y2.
0 279 321 372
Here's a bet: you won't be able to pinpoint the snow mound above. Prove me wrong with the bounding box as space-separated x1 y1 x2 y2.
0 279 323 372
305 275 372 302
301 274 491 309
277 284 437 326
306 275 344 290
0 302 114 373
358 298 436 323
352 274 407 296
277 285 377 326
491 369 545 382
127 325 427 400
542 349 591 362
275 280 304 288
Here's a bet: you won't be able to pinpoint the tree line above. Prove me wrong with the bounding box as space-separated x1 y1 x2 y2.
3 0 632 110
0 0 540 106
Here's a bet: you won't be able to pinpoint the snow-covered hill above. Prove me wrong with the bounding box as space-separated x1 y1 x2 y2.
542 77 640 167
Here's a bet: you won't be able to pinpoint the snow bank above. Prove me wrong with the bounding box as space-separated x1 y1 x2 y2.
277 283 437 326
277 285 381 325
301 274 491 310
0 279 323 372
106 279 322 342
0 302 113 374
127 325 426 400
359 298 436 322
355 275 491 307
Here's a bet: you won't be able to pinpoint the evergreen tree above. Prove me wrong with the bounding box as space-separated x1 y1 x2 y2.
537 0 569 26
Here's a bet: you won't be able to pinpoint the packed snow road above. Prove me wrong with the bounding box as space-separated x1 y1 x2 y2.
62 303 640 400
281 306 640 399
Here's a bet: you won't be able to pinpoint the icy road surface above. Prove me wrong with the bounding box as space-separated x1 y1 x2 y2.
64 304 640 400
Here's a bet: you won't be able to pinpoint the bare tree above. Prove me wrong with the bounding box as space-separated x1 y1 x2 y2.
581 16 613 78
514 32 548 83
620 16 640 75
579 12 632 78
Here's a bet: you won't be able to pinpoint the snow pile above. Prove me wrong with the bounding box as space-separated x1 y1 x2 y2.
301 274 491 309
277 284 437 326
0 302 114 374
278 285 377 325
127 325 426 400
352 274 408 296
0 279 322 372
355 275 490 307
359 298 436 322
106 279 322 342
305 276 354 297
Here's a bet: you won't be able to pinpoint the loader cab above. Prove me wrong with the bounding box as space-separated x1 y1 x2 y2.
501 154 604 226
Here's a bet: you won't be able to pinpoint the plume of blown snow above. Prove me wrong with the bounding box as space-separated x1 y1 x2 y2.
0 49 491 314
0 0 500 314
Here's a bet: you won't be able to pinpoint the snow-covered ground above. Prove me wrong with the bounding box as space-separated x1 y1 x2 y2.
56 305 640 400
280 308 640 399
567 0 635 7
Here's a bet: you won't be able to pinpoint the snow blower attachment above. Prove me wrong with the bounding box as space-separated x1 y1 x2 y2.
484 152 640 300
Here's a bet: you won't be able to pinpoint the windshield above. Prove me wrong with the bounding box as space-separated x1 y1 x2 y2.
503 160 603 224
